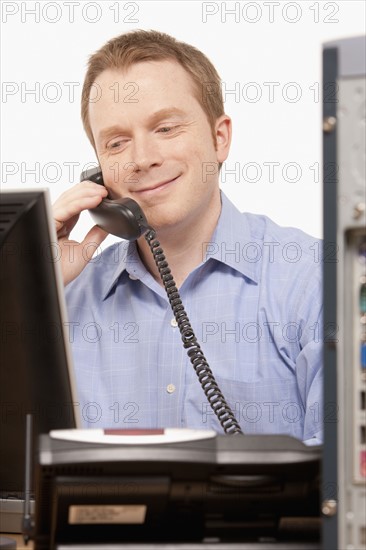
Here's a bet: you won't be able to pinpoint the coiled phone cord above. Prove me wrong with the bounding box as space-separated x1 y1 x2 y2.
144 228 243 435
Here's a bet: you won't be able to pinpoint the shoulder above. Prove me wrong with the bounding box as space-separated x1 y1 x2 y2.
244 212 321 260
243 212 323 314
220 192 321 268
243 212 322 277
64 241 129 306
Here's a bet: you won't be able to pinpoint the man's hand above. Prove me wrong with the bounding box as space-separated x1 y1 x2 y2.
53 181 109 285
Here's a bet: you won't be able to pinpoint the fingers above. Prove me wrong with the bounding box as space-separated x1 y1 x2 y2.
53 182 110 285
81 225 109 251
53 181 108 237
59 226 109 286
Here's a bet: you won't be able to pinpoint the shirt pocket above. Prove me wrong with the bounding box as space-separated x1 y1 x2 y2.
201 375 305 440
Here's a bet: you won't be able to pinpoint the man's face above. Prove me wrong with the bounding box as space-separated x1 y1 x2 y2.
89 59 231 233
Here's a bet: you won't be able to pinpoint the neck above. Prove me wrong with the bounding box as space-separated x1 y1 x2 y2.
137 191 222 288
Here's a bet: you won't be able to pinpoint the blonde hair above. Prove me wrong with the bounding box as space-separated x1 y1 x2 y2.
81 29 224 148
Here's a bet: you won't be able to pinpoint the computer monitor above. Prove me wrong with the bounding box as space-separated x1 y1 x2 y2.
0 189 81 532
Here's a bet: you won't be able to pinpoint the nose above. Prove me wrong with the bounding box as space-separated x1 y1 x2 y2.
129 133 164 173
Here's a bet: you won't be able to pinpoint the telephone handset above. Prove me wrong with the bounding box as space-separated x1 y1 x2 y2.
80 166 151 241
80 166 243 435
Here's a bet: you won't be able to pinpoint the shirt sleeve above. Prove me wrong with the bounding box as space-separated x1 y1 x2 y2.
303 436 323 446
293 265 324 444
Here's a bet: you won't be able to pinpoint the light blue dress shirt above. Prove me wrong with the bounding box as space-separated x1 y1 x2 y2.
65 192 323 444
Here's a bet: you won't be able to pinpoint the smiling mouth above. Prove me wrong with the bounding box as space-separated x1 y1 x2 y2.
133 176 180 195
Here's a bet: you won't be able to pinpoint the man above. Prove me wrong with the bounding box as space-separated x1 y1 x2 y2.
54 30 323 444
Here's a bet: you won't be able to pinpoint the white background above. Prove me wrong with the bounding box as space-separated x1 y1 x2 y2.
1 0 365 247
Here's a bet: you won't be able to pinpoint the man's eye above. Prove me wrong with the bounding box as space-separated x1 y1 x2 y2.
157 126 177 133
107 140 124 150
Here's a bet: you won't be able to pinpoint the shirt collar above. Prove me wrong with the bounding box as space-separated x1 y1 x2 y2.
204 192 260 284
101 240 146 300
102 191 259 299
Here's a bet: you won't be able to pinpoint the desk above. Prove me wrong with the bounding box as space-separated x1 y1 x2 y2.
0 534 33 550
1 532 322 549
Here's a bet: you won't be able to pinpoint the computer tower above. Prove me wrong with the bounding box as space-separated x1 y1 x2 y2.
322 35 366 550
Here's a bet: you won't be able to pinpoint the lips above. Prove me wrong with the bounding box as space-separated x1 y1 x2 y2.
132 175 180 195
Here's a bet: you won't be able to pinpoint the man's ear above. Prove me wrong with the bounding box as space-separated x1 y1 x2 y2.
215 115 232 164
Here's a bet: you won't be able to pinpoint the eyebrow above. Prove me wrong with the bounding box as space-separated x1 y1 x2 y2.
148 107 187 124
97 107 187 143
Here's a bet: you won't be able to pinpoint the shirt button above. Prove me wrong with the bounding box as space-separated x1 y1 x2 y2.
166 384 176 394
129 274 138 280
170 318 178 328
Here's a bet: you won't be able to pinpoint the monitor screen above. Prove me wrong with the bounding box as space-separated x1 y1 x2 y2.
0 190 80 516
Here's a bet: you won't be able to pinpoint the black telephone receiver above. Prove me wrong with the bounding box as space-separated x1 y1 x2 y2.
80 166 150 241
79 166 243 435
